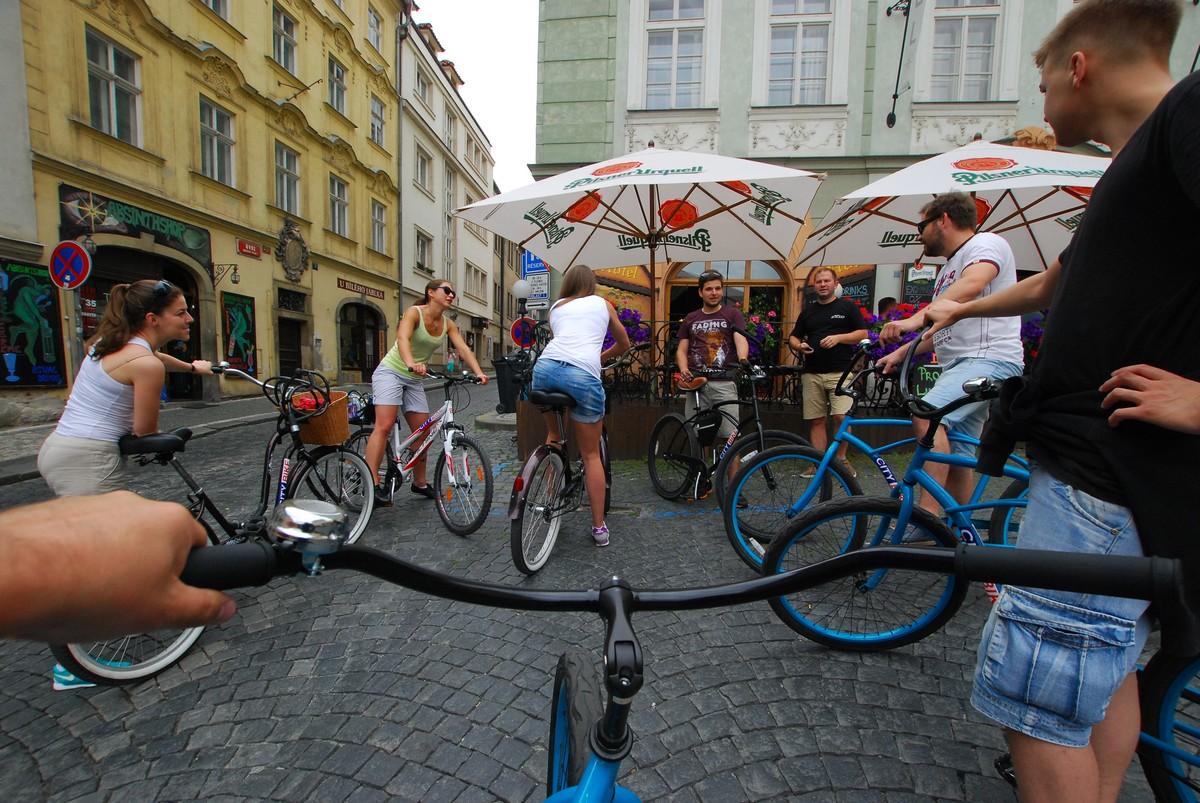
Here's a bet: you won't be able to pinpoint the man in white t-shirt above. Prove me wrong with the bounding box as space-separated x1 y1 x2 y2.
878 192 1024 513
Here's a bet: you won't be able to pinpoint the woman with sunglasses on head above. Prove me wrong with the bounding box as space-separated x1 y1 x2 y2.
36 278 212 690
365 278 488 505
38 279 211 499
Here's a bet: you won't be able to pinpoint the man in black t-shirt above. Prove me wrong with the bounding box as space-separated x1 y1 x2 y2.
788 267 867 472
924 2 1199 798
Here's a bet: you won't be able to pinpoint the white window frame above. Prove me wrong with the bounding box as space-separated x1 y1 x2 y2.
202 0 228 19
414 228 434 274
444 111 457 150
767 2 832 105
913 0 1022 103
465 260 487 301
750 0 849 106
414 144 433 194
368 7 383 52
627 0 721 110
85 27 141 145
329 174 349 237
370 199 387 252
443 164 457 285
328 57 347 114
200 97 235 186
369 95 385 145
273 6 297 74
275 141 300 214
463 191 487 243
415 67 432 108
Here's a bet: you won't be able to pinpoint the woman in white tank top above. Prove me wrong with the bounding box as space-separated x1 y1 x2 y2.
38 279 212 497
531 265 630 546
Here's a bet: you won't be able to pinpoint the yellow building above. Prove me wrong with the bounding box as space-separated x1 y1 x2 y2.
19 0 405 400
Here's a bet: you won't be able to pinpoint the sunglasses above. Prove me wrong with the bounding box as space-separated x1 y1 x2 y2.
152 279 175 296
698 271 723 286
436 286 457 298
916 215 941 235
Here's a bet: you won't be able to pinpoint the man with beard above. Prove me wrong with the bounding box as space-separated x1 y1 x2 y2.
877 192 1024 513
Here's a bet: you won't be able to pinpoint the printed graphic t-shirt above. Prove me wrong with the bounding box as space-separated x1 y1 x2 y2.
929 231 1024 366
679 306 746 372
790 297 866 374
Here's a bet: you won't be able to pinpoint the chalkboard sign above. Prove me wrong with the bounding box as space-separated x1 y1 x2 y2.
839 273 875 313
911 363 943 398
0 261 66 387
903 278 934 307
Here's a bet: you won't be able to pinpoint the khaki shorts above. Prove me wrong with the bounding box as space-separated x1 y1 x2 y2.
683 379 740 441
37 432 129 497
801 371 853 420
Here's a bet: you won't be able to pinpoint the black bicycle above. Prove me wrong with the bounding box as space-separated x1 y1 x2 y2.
175 500 1186 801
49 365 374 686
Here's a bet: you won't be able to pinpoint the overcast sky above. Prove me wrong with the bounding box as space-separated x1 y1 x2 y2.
413 1 538 193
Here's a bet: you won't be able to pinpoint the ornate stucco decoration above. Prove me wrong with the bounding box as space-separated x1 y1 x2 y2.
201 57 236 100
1011 125 1057 151
275 219 310 283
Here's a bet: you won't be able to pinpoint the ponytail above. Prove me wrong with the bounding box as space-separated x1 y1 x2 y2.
89 279 183 357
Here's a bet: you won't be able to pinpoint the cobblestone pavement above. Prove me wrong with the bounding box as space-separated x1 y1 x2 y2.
0 391 1155 802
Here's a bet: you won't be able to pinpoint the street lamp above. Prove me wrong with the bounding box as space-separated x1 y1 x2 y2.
512 278 531 317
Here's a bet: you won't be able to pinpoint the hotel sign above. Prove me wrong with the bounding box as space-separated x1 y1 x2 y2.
338 278 385 300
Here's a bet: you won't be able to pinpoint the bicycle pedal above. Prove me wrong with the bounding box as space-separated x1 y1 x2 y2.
993 753 1017 788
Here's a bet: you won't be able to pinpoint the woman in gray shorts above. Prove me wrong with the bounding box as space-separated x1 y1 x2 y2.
365 279 488 505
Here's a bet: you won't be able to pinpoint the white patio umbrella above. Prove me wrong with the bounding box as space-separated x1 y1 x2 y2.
798 142 1110 271
456 146 824 307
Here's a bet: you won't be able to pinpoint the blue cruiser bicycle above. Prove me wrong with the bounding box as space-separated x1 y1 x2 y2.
173 499 1192 801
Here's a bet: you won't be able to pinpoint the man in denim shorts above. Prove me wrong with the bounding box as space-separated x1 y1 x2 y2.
879 192 1024 515
922 2 1200 799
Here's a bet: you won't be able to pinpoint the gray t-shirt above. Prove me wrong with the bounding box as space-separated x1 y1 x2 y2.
930 232 1024 366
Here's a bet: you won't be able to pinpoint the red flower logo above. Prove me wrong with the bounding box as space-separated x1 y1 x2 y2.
1064 186 1093 200
974 197 992 224
953 157 1017 172
592 161 642 177
564 192 602 223
720 180 751 195
659 199 698 230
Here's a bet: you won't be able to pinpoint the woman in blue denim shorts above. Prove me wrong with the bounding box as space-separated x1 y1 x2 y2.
531 265 630 546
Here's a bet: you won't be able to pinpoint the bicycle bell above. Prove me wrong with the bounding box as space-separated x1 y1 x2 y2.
270 501 349 571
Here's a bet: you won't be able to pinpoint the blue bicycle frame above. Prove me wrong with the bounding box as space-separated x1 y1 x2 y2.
546 758 638 803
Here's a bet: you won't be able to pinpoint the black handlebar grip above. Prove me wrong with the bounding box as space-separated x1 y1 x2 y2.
180 541 280 591
955 544 1179 603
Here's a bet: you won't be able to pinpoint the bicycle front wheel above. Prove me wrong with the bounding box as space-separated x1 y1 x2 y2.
986 477 1028 546
434 432 494 536
52 628 206 685
724 445 862 571
647 413 698 500
764 497 965 651
712 428 811 510
1138 651 1200 803
547 650 604 797
511 449 566 574
288 446 375 544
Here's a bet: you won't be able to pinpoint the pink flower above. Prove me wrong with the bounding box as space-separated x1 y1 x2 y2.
750 315 761 324
767 310 776 318
766 324 775 334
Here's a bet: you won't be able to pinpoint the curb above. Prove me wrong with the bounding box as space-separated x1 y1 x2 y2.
473 411 517 431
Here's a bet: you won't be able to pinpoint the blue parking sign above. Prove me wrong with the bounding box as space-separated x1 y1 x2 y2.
520 251 547 279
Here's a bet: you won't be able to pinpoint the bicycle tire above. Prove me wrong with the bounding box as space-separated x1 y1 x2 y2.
511 449 566 574
1138 651 1200 803
434 432 494 536
601 430 611 517
986 477 1029 546
647 413 699 500
546 649 604 797
764 496 966 651
288 446 375 545
712 428 811 510
723 445 862 571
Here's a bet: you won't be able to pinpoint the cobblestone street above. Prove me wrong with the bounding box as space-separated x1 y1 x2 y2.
0 389 1155 801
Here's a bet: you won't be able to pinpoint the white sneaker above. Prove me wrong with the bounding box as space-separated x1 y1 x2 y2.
591 524 610 547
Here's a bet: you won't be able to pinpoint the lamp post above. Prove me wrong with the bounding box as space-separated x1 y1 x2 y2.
512 278 531 319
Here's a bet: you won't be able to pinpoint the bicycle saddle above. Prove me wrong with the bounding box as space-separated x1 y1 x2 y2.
528 390 576 409
118 427 193 456
675 375 708 391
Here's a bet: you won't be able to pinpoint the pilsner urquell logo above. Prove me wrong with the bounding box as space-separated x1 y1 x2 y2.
949 157 1104 187
878 230 920 248
617 228 713 253
1055 211 1085 231
523 202 575 248
749 183 791 226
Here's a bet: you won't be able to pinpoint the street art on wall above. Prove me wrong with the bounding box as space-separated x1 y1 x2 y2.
221 292 257 376
0 261 66 387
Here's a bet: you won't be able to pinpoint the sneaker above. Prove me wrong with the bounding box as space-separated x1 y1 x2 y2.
837 458 858 479
799 466 817 480
900 524 934 544
52 663 95 691
694 476 712 501
591 524 610 547
374 484 393 507
411 483 436 500
994 753 1017 788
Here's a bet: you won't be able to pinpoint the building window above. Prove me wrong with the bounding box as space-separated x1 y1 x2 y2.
86 28 141 145
931 0 999 102
444 111 457 150
466 138 487 174
329 175 349 237
493 281 501 312
275 142 300 213
370 200 387 252
646 27 703 109
463 192 487 242
415 67 432 106
199 97 235 186
466 261 487 301
273 6 297 74
202 0 228 18
339 304 382 374
368 7 383 51
328 57 347 114
415 145 432 192
443 165 457 285
768 1 832 105
370 95 385 145
415 229 433 273
649 0 705 20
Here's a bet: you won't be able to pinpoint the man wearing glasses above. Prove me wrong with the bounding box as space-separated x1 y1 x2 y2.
877 192 1024 514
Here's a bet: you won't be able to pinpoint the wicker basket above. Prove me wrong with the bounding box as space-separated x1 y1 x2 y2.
298 390 350 446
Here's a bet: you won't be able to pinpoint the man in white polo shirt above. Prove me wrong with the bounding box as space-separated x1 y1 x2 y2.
878 191 1024 513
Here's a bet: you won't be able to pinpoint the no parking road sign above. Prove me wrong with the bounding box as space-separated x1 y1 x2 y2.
510 317 538 349
49 240 93 290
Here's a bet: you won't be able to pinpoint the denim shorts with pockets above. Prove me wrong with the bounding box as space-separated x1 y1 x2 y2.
532 359 606 424
971 466 1150 747
922 357 1023 456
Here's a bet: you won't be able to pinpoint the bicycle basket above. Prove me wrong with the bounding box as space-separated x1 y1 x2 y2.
297 390 350 445
691 408 722 448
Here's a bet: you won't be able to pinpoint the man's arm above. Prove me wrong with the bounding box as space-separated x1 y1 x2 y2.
675 337 692 379
924 258 1062 339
